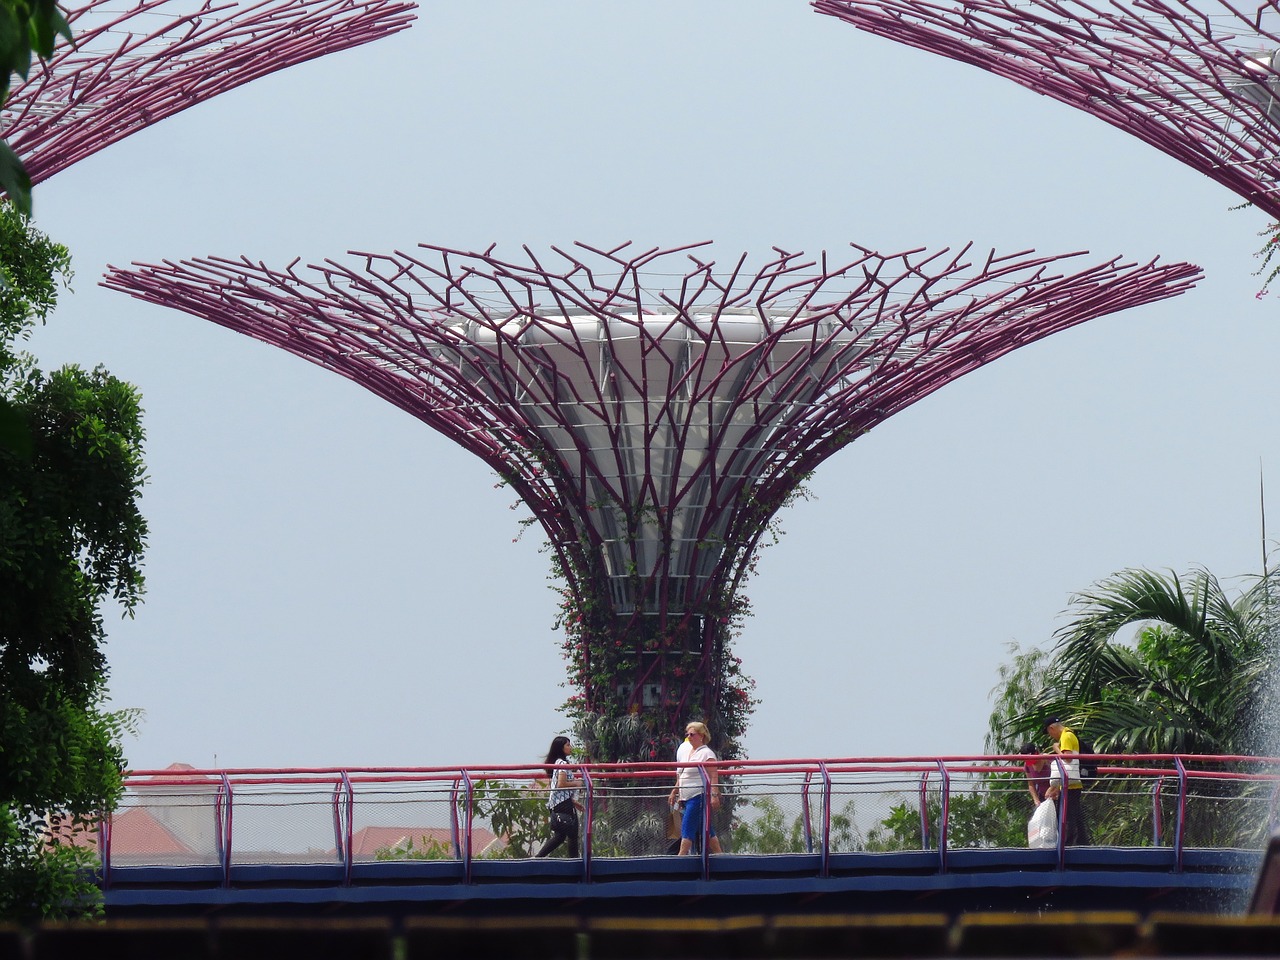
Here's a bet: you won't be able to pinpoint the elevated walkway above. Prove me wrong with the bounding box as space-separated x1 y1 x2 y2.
96 755 1278 917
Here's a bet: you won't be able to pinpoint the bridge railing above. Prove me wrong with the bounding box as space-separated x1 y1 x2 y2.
98 755 1280 884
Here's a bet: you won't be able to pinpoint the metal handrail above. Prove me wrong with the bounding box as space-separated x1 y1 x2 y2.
105 754 1280 878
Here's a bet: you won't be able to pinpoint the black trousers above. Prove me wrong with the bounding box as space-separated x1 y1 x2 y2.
535 801 579 858
1052 789 1090 846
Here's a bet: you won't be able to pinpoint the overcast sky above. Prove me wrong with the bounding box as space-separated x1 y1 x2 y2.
21 0 1280 771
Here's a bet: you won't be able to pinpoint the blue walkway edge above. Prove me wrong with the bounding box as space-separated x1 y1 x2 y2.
100 848 1264 915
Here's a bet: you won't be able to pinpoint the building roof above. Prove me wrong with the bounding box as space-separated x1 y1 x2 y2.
348 825 502 858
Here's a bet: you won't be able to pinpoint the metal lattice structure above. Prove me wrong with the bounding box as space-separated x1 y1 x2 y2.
815 0 1280 220
2 0 415 188
104 241 1198 760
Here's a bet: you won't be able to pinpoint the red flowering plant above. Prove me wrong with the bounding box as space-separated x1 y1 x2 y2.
549 548 758 856
552 546 757 766
544 478 809 767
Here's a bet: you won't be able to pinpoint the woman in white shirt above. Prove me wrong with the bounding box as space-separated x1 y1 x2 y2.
534 735 583 858
667 722 722 855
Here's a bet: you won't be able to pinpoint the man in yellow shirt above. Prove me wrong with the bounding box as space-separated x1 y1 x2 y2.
1044 718 1090 845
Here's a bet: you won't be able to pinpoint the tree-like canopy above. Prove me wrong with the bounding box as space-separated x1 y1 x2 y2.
817 0 1280 219
2 0 415 189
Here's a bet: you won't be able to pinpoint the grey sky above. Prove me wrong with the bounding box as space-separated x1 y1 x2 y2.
22 0 1280 770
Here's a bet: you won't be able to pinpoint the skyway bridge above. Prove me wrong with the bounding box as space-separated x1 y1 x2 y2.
94 755 1277 919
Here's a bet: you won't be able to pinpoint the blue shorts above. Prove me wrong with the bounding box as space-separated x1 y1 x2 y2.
680 793 717 841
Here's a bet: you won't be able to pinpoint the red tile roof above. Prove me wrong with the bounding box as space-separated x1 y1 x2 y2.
349 826 502 858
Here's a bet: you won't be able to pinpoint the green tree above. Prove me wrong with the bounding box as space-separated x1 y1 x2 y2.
0 0 72 214
864 788 1025 852
988 567 1276 755
984 567 1280 850
731 796 804 853
469 780 550 859
0 201 146 921
730 795 864 854
373 834 454 861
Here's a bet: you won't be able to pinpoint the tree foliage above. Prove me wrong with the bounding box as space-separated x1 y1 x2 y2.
987 567 1277 756
730 795 863 854
469 779 549 859
863 788 1026 852
0 201 146 921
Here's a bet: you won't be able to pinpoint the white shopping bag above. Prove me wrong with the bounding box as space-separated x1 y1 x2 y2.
1027 801 1058 849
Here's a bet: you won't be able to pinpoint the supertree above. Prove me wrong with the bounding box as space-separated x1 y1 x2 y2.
815 0 1280 220
2 0 415 188
103 241 1198 762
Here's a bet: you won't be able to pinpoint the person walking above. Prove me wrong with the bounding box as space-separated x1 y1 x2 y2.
667 721 722 856
665 732 694 854
1044 718 1090 845
534 735 583 858
1020 741 1050 808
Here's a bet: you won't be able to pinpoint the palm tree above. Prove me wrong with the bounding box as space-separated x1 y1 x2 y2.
992 568 1279 756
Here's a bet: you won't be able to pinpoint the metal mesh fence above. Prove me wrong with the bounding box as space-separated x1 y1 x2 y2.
349 779 464 861
225 783 341 865
110 783 224 867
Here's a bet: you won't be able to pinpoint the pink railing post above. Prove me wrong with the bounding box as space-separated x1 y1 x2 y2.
1051 757 1068 870
217 773 233 888
818 762 832 878
1153 776 1167 847
698 765 713 881
460 770 474 884
99 806 111 890
581 766 594 882
448 778 462 860
1175 758 1189 873
918 771 931 851
800 770 815 855
936 760 950 873
339 772 354 887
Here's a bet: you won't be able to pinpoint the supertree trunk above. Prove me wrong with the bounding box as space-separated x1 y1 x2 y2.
104 240 1198 761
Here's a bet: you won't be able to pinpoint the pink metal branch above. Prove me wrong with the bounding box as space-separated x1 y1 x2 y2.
3 0 415 187
102 241 1199 618
815 0 1280 219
